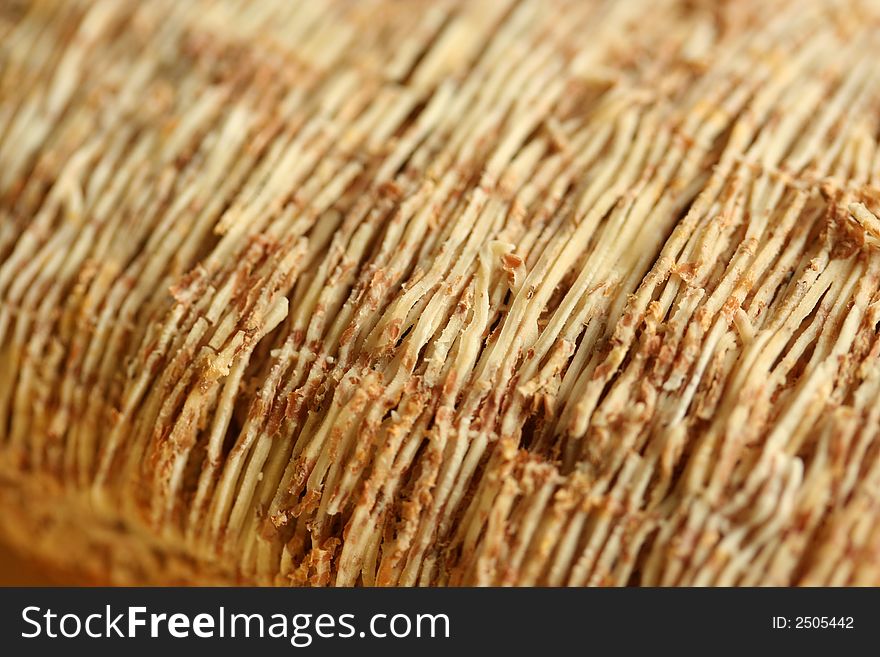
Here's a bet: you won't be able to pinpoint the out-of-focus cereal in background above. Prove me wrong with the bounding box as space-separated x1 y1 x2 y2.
0 542 61 585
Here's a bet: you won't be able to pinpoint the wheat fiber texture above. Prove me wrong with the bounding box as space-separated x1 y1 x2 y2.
2 0 880 586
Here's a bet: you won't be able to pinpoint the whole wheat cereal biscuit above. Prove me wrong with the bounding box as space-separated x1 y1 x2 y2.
1 0 880 586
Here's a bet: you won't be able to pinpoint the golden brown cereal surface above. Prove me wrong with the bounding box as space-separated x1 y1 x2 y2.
1 0 880 585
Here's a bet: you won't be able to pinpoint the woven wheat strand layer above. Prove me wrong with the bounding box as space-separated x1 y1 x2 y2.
1 0 880 586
